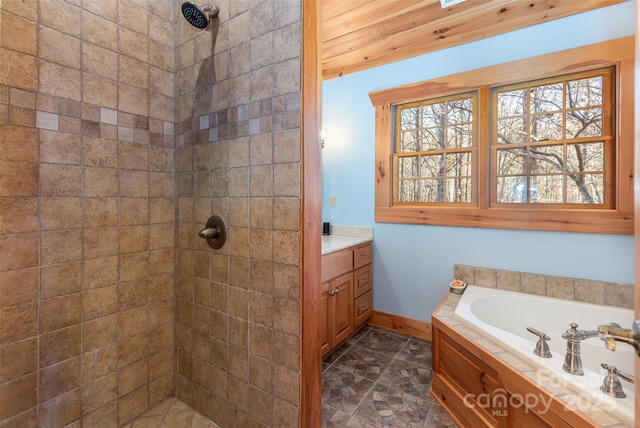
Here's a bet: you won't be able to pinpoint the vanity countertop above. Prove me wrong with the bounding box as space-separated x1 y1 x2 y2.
321 225 373 255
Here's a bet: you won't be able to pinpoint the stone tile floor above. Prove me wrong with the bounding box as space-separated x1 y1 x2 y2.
322 325 458 428
125 325 457 428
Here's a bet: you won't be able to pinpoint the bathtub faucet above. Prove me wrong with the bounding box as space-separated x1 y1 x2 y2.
562 322 620 375
599 320 640 356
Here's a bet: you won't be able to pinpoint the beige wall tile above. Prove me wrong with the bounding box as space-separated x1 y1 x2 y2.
82 315 117 352
39 26 81 69
118 0 148 35
40 261 82 299
83 401 117 428
83 0 117 22
84 227 119 259
39 61 81 101
82 42 118 80
118 359 148 397
0 373 37 418
39 293 81 333
0 233 38 270
546 276 574 300
1 125 37 162
0 337 37 383
84 136 118 168
574 279 605 304
82 73 118 108
39 325 81 368
0 302 38 345
1 12 37 55
119 83 149 117
119 170 149 198
40 197 82 230
39 0 81 37
39 388 81 428
604 283 634 309
119 252 149 282
119 198 149 225
2 0 37 20
40 164 82 197
40 130 82 165
119 278 148 311
119 56 149 89
39 357 81 403
149 92 175 122
0 268 38 308
84 198 118 228
84 256 118 290
83 286 118 322
118 332 148 367
0 160 38 197
40 230 83 265
81 372 117 414
0 48 39 91
82 10 118 51
0 197 38 234
119 27 149 63
120 225 149 254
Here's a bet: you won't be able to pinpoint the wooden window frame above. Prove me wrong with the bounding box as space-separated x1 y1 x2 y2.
369 37 634 234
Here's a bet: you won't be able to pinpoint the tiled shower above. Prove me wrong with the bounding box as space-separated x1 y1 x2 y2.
0 0 303 426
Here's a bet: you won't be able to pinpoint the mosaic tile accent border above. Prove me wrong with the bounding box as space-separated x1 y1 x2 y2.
453 264 634 309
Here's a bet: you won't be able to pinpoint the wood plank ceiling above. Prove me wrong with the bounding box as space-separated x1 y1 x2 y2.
321 0 626 80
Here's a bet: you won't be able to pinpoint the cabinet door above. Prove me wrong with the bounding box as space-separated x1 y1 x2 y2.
321 281 331 356
331 272 353 346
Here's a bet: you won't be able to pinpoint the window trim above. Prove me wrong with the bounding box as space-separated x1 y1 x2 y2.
369 37 634 234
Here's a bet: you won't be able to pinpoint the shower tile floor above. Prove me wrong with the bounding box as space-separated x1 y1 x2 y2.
125 325 456 428
122 398 218 428
322 325 458 428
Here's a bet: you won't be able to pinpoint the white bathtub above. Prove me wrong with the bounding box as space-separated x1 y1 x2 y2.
454 285 635 426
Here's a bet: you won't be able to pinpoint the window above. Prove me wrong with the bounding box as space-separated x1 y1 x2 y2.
396 94 476 204
370 38 633 234
492 69 613 208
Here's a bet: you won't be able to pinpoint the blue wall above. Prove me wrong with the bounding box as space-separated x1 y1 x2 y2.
322 1 636 321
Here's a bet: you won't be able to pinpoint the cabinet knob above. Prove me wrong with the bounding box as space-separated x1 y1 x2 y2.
329 289 339 296
359 305 369 313
359 278 368 286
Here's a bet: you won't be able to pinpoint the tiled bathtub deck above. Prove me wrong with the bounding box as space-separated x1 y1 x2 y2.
322 326 457 428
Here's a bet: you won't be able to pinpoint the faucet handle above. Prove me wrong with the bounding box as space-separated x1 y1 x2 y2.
527 327 552 358
600 363 635 398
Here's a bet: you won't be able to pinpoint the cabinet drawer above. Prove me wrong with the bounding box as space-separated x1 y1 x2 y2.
353 265 372 298
353 291 372 327
321 249 353 283
353 244 372 269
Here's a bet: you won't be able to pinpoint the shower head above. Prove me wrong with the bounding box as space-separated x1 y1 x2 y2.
181 2 219 29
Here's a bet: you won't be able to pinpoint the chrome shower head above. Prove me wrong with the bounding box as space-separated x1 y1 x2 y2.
181 2 219 29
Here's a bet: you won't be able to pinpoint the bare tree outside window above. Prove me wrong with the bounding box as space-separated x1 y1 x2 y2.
396 95 475 204
493 69 612 206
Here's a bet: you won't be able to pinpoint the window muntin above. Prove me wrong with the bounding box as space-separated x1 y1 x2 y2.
394 93 476 204
491 68 614 207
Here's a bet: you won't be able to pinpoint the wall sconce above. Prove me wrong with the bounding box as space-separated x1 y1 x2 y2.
320 128 326 149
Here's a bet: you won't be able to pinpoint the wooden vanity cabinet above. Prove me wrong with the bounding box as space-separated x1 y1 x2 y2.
321 242 372 357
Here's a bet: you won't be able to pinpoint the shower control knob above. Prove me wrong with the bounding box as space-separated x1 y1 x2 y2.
198 215 227 249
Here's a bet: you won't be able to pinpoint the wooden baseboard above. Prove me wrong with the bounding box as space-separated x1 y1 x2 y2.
368 311 432 342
